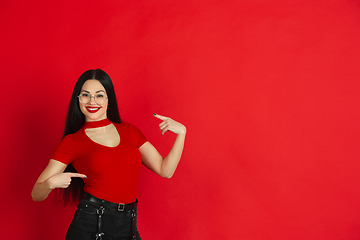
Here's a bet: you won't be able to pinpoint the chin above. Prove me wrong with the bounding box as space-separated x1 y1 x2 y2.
87 115 106 121
81 108 106 122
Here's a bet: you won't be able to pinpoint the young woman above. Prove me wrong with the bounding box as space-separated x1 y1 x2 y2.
31 69 186 240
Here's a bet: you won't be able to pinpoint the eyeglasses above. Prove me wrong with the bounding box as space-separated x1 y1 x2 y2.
78 93 108 105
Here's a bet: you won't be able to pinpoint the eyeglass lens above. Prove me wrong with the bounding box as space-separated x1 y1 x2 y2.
79 93 107 105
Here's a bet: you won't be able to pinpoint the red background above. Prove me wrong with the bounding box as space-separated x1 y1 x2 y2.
1 0 360 239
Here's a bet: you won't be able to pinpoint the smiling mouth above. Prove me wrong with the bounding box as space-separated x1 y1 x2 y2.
86 106 101 113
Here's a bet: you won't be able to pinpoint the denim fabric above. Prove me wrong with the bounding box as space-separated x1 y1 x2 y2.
65 197 141 240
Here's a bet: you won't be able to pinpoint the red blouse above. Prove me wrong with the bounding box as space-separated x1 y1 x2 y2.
51 119 148 204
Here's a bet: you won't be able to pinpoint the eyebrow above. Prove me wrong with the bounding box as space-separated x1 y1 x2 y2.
80 90 106 93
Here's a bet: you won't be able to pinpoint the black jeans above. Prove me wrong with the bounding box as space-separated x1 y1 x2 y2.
65 195 141 240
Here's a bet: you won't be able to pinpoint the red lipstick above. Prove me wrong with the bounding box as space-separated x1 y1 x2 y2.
86 106 101 113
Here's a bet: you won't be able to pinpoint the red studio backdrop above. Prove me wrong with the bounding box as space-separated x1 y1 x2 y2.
1 0 360 239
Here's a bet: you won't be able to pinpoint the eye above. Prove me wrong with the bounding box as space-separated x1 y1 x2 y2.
81 93 90 97
96 94 105 98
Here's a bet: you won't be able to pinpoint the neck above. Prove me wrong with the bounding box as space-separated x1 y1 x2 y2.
83 118 112 129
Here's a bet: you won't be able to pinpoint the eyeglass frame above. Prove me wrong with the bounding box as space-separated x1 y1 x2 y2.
77 93 108 105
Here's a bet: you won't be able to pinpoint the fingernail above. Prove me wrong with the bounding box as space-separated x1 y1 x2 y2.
83 176 87 178
153 113 156 116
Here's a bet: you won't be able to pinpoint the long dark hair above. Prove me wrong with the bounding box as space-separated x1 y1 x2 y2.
59 69 122 205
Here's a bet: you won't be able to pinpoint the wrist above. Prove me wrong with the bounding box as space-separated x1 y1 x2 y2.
45 177 55 190
177 130 186 136
177 126 186 135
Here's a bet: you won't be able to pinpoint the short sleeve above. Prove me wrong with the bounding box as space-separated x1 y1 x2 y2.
128 124 148 148
50 135 75 165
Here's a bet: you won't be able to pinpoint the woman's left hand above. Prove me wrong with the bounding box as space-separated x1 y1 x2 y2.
154 113 186 135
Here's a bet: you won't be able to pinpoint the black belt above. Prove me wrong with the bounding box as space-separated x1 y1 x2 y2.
83 193 139 239
83 193 138 212
84 193 138 212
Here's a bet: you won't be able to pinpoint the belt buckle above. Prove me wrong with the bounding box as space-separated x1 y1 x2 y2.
118 203 125 211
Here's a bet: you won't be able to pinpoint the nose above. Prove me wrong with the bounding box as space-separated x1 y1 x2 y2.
89 96 97 104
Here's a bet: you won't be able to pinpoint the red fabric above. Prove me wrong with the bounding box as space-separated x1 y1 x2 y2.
83 118 112 129
51 121 148 204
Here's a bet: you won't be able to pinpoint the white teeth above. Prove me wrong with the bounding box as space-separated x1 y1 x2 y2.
87 108 100 110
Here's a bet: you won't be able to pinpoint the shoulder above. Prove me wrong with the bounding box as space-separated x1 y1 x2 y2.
114 122 147 147
112 122 139 131
113 122 145 137
64 129 83 140
113 123 141 134
51 131 84 163
61 128 85 146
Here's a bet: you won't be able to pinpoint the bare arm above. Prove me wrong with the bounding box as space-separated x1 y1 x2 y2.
140 114 186 178
31 159 86 201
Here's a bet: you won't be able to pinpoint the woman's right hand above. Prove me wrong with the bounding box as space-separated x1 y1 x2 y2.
32 159 86 201
47 172 87 189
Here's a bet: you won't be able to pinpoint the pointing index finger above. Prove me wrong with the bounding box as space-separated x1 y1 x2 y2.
153 113 167 121
65 173 87 178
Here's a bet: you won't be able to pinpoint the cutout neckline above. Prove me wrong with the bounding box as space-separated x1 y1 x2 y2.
83 119 120 148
